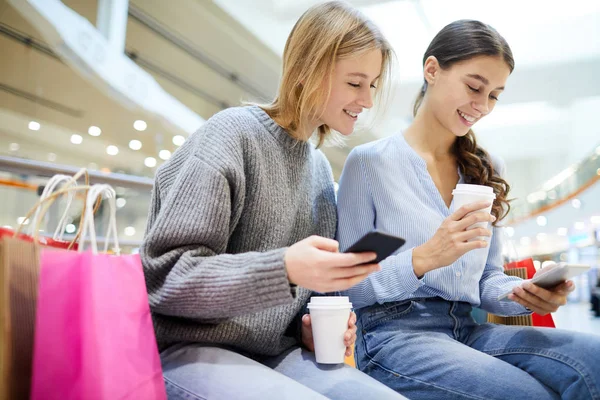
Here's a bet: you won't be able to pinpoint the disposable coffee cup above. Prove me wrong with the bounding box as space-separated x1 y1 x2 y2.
307 296 352 364
451 184 496 241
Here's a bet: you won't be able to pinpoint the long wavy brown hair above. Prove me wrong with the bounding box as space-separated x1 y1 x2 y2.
413 20 513 224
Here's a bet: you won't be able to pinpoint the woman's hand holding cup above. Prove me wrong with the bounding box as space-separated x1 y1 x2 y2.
412 201 495 277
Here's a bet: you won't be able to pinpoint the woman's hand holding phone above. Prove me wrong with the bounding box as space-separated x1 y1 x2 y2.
285 235 380 292
508 280 575 315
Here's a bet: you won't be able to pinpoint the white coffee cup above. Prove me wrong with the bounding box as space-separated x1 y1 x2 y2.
451 184 496 241
307 296 352 364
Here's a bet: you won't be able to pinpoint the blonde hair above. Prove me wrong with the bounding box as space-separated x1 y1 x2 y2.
260 1 393 147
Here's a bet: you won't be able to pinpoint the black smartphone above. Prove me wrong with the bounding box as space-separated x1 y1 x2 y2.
343 230 406 264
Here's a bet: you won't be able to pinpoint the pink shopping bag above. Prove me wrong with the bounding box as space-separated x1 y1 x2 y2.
30 249 167 400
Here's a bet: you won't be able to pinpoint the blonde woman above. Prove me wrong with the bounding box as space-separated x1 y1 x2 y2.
141 2 405 399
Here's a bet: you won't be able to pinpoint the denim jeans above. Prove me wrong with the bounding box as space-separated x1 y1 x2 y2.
160 344 406 400
355 297 600 400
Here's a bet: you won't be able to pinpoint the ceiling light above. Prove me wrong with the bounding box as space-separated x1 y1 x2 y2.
124 226 136 236
88 126 102 136
106 145 119 155
574 221 585 230
116 198 127 208
9 143 19 152
70 134 83 144
47 153 57 162
159 150 171 160
536 216 547 226
591 216 600 224
129 140 142 150
173 135 185 146
144 157 157 168
28 121 40 131
133 120 147 131
520 237 531 246
66 224 76 233
557 227 568 236
505 227 515 237
571 199 581 209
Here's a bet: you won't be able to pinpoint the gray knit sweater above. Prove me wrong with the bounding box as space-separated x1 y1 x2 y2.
141 106 337 356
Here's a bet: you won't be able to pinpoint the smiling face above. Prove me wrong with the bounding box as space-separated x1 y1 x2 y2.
316 48 383 136
424 55 511 137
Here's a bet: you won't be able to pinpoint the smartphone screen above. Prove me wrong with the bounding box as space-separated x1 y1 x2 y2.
343 230 406 264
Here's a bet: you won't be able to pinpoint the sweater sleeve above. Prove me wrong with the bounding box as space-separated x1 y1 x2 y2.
140 126 295 322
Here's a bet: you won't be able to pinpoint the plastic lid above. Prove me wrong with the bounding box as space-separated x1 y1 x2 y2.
307 296 352 309
453 184 494 194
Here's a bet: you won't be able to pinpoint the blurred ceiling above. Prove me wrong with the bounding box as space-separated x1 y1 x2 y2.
1 0 599 198
0 0 281 176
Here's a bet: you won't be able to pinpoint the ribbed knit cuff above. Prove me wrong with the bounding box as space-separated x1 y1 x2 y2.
252 247 297 306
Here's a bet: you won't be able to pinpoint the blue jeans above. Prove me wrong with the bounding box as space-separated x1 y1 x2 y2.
355 297 600 400
160 344 406 400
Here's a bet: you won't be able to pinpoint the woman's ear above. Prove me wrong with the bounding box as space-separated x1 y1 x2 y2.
423 56 440 86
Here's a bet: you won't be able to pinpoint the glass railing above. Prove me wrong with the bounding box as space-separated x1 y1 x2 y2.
3 145 599 252
0 155 152 253
507 144 600 224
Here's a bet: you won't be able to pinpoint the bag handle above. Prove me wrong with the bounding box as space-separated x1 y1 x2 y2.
30 169 88 240
78 184 120 255
19 185 116 253
16 185 91 245
18 185 91 235
17 171 101 249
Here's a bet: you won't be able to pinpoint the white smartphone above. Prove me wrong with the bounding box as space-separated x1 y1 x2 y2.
497 263 591 302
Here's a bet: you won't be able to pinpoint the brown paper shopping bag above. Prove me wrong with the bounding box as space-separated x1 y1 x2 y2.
0 235 41 400
0 170 91 400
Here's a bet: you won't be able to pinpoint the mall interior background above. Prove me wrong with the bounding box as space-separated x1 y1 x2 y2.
0 0 599 332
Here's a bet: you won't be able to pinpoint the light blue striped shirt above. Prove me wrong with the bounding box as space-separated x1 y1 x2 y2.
337 134 529 316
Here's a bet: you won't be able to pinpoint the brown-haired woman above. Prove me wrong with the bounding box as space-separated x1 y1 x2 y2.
141 2 405 399
337 19 600 400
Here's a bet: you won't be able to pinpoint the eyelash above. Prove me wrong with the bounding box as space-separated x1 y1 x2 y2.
349 83 377 89
467 85 499 101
